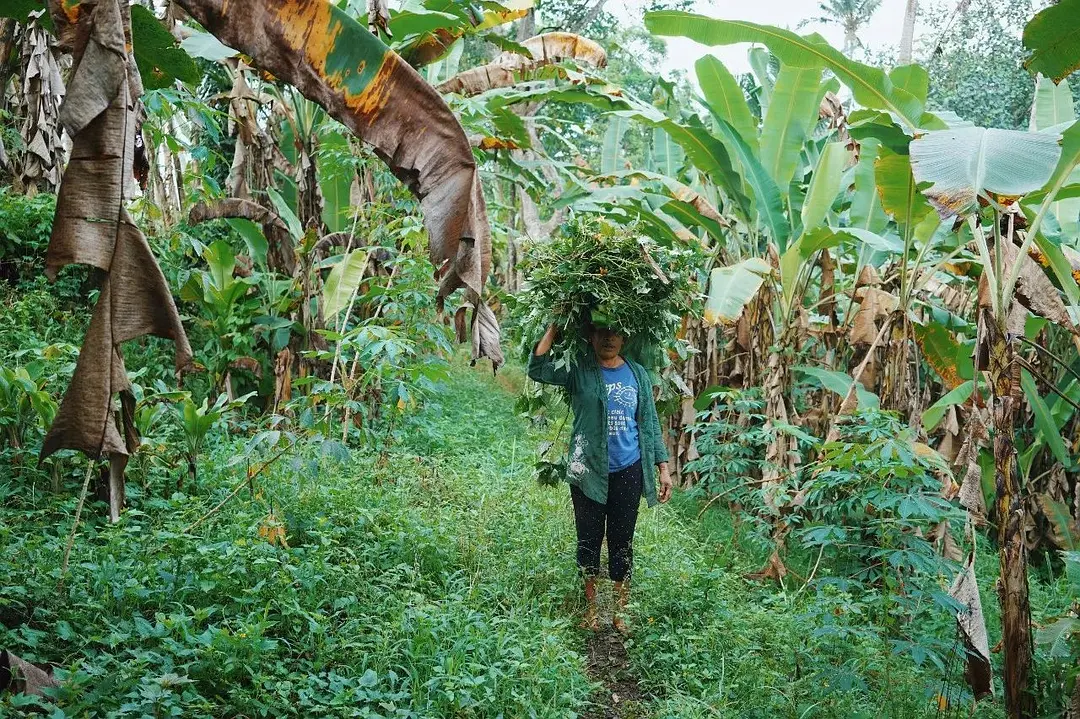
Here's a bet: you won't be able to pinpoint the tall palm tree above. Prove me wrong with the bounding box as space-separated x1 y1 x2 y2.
898 0 917 64
803 0 883 56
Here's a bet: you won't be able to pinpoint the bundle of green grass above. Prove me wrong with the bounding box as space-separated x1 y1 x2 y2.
512 219 700 369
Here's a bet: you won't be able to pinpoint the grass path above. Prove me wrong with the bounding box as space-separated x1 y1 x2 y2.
402 361 961 719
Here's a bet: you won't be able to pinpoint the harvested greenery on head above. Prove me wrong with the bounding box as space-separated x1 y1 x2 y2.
514 219 701 368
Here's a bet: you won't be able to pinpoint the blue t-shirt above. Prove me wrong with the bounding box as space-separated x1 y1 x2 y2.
601 361 640 472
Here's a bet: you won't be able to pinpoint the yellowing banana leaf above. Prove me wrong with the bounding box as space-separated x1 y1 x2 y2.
1022 0 1080 83
645 12 925 129
1037 494 1079 550
703 257 771 326
912 320 974 390
395 0 532 67
436 32 605 96
175 0 502 367
874 147 933 230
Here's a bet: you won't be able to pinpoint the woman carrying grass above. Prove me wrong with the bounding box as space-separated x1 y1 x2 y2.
528 321 672 633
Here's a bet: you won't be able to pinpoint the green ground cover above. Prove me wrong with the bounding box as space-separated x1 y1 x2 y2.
0 360 1027 717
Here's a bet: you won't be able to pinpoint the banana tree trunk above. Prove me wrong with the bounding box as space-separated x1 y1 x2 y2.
987 316 1036 718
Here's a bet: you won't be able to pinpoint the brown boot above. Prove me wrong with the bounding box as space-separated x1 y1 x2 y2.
612 580 631 635
579 575 600 631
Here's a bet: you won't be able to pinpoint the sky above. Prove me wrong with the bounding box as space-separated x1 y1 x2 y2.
614 0 954 78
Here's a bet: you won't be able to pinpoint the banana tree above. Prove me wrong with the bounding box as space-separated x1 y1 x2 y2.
172 0 503 368
907 105 1080 716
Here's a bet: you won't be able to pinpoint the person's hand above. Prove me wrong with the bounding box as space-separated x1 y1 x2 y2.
658 463 673 503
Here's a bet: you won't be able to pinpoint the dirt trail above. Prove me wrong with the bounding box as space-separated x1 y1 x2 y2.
581 628 646 719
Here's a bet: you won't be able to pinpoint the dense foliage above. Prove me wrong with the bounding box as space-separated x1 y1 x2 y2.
3 0 1080 715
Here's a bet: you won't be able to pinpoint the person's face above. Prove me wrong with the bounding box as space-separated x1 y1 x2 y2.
590 327 624 361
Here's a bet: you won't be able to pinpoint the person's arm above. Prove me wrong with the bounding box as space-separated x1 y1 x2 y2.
527 324 572 387
645 380 673 502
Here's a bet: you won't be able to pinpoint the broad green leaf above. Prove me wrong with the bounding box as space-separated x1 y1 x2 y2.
319 131 355 233
921 380 974 431
225 218 268 266
910 125 1064 217
875 147 933 230
839 227 904 253
696 55 758 151
601 116 628 174
652 127 685 176
800 142 848 233
611 107 753 222
779 226 843 302
266 187 304 241
748 47 773 118
760 63 823 190
1031 82 1080 238
795 366 879 409
204 240 236 292
1022 370 1071 467
1031 76 1076 131
386 10 462 40
130 4 200 91
850 138 889 232
847 109 913 155
322 250 369 319
704 257 771 325
1035 617 1079 658
888 65 929 105
646 12 925 128
708 116 790 245
0 0 52 28
1022 0 1080 82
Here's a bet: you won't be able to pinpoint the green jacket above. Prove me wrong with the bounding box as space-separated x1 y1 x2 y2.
527 351 669 507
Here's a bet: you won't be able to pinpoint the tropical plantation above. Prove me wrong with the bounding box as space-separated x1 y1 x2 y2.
1 0 1079 716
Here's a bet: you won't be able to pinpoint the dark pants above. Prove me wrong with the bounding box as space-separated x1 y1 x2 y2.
570 460 643 582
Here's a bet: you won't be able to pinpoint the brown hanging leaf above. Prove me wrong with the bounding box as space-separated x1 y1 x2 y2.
41 0 191 462
955 407 988 517
174 0 503 367
1000 241 1080 335
949 553 994 700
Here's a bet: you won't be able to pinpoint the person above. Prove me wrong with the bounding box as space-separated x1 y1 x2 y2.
527 321 672 633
